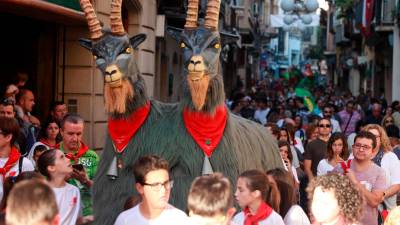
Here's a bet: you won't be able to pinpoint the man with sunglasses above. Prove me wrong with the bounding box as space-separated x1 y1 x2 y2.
322 105 341 133
304 118 332 180
114 155 187 225
333 131 386 225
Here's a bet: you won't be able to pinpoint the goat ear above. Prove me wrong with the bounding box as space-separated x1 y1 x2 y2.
130 33 147 49
79 38 92 51
166 27 182 41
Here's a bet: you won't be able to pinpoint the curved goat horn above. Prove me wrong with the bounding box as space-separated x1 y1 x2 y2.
79 0 103 40
184 0 199 29
204 0 221 30
110 0 125 35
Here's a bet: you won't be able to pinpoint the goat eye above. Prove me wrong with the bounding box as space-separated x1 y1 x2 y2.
125 47 132 54
214 43 221 49
180 42 186 48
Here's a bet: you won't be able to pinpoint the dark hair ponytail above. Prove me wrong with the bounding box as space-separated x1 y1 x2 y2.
239 169 281 213
37 149 57 178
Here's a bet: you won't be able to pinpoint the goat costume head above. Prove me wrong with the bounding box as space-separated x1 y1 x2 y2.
78 0 148 118
179 0 225 113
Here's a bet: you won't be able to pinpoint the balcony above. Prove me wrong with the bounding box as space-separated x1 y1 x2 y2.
375 0 396 31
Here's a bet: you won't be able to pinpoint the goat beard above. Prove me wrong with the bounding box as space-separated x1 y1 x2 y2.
104 79 134 114
187 75 209 111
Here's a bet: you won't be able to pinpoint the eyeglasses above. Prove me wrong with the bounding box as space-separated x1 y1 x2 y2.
318 124 331 128
352 143 372 150
143 180 174 191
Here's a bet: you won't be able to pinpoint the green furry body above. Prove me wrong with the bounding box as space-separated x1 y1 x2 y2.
168 107 284 210
92 100 178 225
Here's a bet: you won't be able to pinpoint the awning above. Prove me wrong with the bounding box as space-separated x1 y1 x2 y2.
0 0 85 25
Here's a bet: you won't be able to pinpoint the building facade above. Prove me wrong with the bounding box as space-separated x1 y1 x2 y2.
0 0 158 151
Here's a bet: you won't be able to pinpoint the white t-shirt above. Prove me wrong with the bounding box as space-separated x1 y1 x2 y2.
317 159 335 176
53 183 81 225
0 157 34 201
233 210 285 225
254 108 270 125
294 137 305 154
284 205 311 225
114 204 187 225
330 118 341 133
380 152 400 209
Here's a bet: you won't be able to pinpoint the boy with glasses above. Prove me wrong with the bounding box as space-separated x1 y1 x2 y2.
114 155 187 225
304 118 332 180
333 131 386 225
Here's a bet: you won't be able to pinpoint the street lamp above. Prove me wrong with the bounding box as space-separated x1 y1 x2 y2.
280 0 319 25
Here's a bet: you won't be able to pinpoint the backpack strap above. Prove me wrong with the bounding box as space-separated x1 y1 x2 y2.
18 156 24 175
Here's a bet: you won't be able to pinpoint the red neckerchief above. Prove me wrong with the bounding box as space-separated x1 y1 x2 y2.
108 101 151 153
183 105 227 157
244 202 273 225
39 138 57 148
0 146 21 179
57 142 89 162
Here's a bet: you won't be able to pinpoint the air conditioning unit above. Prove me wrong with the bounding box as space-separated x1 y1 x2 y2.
335 24 349 44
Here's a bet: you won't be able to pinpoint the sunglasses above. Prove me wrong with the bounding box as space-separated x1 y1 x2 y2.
385 120 394 123
318 124 331 128
324 111 332 113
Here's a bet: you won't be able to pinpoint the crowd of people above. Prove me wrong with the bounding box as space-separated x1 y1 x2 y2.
1 74 400 225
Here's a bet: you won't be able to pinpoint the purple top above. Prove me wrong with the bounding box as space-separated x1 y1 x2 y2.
338 110 362 136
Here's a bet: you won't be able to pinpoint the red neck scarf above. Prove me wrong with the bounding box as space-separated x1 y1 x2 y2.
0 146 21 179
39 138 57 148
183 105 227 157
108 101 151 153
57 142 89 162
243 202 273 225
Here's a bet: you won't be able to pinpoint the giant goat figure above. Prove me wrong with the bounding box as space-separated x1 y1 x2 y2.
78 0 177 224
168 0 284 209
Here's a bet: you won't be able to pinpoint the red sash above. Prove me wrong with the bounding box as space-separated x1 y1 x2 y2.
57 142 89 162
39 138 57 148
108 101 151 153
183 105 227 157
244 202 273 225
0 146 21 179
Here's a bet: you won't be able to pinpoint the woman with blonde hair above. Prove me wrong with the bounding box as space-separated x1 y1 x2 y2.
381 115 395 128
363 124 400 210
